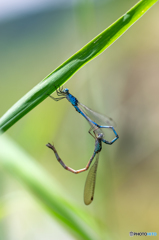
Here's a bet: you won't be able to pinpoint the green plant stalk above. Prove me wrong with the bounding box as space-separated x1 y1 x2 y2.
0 0 158 132
0 135 99 240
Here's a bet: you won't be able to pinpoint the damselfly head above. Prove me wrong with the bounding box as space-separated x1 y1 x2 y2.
63 88 69 93
97 133 103 139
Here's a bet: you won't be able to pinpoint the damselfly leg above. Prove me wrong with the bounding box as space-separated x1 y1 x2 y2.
48 85 66 101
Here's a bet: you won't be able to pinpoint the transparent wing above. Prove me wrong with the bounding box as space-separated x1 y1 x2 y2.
84 153 99 205
79 102 115 127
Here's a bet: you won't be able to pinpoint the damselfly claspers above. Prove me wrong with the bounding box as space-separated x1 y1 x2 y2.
46 132 103 205
48 86 119 145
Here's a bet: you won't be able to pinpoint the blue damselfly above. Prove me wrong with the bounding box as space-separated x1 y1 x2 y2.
48 86 119 145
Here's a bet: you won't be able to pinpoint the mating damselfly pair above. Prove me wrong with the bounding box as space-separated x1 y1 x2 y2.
46 86 119 205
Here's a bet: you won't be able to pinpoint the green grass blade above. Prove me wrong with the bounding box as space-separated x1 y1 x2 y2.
0 134 100 240
0 0 158 132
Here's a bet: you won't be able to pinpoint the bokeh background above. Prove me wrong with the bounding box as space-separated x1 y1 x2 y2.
0 0 159 239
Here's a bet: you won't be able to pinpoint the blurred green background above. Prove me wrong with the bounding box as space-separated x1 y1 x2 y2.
0 0 159 239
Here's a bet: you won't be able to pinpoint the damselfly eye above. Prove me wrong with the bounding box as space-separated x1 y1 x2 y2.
98 133 103 139
63 88 69 93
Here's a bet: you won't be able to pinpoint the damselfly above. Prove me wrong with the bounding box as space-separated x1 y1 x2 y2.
46 132 103 205
48 86 119 145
